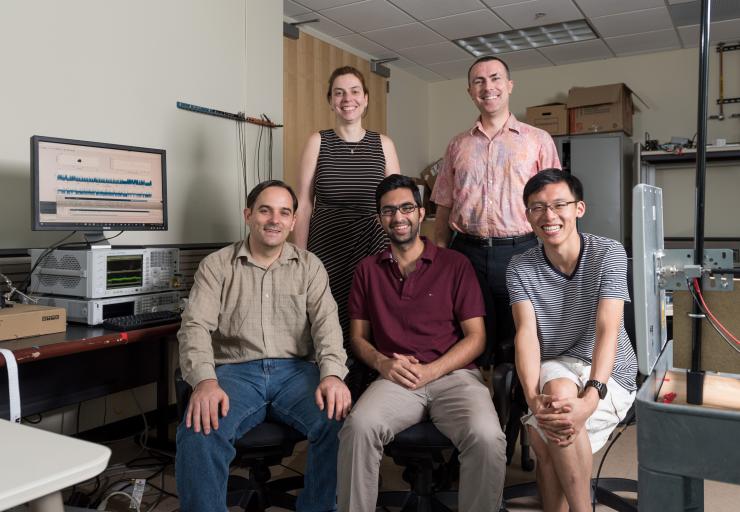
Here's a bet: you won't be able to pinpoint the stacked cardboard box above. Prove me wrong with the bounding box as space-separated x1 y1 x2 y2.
566 83 634 136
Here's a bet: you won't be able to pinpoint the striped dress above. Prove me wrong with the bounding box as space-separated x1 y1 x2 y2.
307 129 388 351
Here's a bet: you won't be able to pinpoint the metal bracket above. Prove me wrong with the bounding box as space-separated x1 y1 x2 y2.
717 97 740 105
658 248 735 291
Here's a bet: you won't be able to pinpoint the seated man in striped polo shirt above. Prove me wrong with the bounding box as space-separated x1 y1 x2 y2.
506 169 637 512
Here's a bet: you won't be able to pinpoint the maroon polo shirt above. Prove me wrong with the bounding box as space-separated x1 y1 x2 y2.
348 238 485 367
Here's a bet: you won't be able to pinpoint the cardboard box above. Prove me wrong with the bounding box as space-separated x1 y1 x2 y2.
567 83 633 136
526 103 568 136
0 304 67 341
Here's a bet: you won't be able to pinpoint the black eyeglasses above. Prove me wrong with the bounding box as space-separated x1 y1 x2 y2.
525 200 578 216
379 203 419 217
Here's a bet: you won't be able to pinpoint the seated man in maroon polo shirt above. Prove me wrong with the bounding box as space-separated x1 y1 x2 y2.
336 174 507 512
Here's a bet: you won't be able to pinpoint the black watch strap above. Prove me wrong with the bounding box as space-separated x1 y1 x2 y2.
585 379 607 399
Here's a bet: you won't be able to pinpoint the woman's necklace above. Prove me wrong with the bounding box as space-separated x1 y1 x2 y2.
337 129 366 155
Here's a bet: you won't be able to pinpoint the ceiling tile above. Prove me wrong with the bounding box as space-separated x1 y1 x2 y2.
388 57 419 69
591 7 674 38
678 18 740 47
296 0 364 9
397 41 471 65
392 63 446 81
424 10 510 40
425 58 475 80
387 0 489 21
669 0 740 27
604 29 682 56
573 0 665 19
320 0 415 33
284 0 312 17
482 0 533 7
501 49 554 70
363 22 445 49
334 33 399 58
291 12 354 37
538 38 613 64
491 0 583 29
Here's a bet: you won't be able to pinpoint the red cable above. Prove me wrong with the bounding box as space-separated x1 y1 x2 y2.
693 278 740 344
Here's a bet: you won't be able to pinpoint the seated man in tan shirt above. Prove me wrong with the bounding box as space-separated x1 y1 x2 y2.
175 180 351 512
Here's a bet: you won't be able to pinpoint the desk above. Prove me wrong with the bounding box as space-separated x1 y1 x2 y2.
0 419 110 511
636 342 740 510
0 323 179 444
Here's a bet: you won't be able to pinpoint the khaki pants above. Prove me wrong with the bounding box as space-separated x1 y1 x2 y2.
337 369 506 512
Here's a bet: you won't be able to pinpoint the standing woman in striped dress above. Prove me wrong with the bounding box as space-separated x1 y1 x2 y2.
294 66 400 369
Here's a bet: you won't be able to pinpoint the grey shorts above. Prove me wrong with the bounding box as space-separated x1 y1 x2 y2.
522 357 635 453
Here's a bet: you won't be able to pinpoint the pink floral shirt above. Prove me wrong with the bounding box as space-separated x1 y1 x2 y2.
431 114 561 238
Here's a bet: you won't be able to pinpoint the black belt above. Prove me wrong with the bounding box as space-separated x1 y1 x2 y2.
455 232 535 247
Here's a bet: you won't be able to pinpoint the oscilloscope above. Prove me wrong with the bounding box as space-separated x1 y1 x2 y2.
29 248 180 299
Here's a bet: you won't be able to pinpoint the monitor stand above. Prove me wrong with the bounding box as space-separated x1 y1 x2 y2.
84 231 112 250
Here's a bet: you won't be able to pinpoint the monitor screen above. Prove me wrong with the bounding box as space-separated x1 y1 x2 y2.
31 135 167 231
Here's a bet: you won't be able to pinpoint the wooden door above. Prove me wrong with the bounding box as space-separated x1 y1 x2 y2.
283 32 387 190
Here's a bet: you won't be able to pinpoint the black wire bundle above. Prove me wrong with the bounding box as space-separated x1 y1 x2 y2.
686 277 740 353
236 119 250 238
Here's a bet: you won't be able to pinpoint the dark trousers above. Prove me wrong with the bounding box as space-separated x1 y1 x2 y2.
450 234 538 366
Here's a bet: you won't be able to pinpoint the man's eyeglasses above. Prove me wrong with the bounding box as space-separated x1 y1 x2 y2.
525 200 578 216
379 203 419 217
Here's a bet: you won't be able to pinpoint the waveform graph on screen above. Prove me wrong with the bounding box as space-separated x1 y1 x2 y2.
31 136 168 233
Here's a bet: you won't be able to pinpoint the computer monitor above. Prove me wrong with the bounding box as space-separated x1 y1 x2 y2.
31 135 167 246
632 184 669 376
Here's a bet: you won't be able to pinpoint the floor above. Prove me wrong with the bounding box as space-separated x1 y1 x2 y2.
59 420 740 511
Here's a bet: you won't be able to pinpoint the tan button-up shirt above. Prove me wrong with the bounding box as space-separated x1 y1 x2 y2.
178 239 347 387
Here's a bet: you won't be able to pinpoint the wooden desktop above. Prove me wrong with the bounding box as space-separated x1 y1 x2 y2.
1 322 180 446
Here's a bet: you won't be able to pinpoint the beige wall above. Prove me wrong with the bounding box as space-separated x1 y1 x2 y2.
428 48 740 160
0 0 281 433
424 48 740 238
0 0 282 249
387 67 431 176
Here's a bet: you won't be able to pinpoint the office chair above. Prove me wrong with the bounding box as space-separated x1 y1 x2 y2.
174 369 305 511
346 361 460 512
376 420 459 512
495 260 639 512
492 342 535 472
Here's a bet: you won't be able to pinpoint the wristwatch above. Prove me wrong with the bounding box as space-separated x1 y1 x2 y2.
585 379 608 399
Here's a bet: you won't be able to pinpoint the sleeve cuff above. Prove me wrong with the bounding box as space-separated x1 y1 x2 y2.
319 360 349 381
187 364 217 388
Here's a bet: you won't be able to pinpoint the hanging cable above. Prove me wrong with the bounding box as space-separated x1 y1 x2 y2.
686 278 740 352
692 278 738 343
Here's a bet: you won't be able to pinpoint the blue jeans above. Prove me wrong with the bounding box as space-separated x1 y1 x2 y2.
176 359 341 512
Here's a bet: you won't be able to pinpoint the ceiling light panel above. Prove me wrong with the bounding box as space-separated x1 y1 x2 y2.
454 19 597 56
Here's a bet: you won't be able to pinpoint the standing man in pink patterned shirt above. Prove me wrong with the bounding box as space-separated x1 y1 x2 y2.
431 56 561 366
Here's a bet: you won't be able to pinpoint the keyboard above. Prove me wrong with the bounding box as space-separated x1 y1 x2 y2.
102 310 182 331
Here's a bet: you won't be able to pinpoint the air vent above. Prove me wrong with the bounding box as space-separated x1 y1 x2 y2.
455 19 597 57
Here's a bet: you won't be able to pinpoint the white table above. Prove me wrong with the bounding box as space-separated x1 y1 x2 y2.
0 419 110 512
